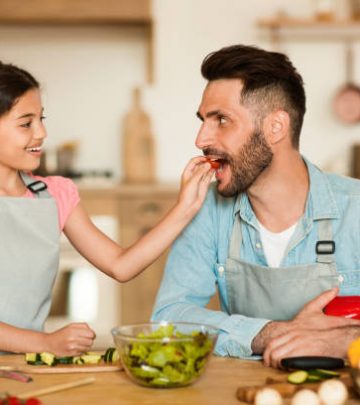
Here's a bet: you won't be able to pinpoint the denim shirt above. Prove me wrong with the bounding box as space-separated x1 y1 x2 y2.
152 159 360 358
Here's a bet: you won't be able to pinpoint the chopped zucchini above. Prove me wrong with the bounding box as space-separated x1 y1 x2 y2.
306 374 322 382
25 353 39 363
40 352 56 366
310 369 340 379
287 370 308 384
111 348 120 363
104 348 115 363
72 356 85 365
80 354 102 364
56 356 74 365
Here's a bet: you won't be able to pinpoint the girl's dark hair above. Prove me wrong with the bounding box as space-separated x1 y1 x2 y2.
201 45 306 149
0 61 39 117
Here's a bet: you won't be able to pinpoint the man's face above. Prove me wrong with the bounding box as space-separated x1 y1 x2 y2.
196 79 273 197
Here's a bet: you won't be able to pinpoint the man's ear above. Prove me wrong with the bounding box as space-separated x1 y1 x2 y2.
263 110 290 145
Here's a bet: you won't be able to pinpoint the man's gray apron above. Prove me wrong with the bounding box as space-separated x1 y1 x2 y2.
0 172 60 332
225 214 340 320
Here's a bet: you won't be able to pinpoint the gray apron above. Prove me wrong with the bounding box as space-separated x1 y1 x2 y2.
225 214 340 320
0 172 60 332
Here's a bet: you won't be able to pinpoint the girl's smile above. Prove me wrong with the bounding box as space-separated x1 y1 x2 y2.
0 88 47 173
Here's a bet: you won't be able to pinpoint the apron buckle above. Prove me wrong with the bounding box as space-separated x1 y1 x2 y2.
27 181 47 194
316 240 335 254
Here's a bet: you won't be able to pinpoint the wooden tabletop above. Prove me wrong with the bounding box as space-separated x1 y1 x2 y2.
0 355 359 404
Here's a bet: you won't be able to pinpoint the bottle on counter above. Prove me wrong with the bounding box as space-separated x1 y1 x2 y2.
122 87 156 184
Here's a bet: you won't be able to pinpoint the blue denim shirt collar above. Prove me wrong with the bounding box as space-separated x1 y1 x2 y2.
233 157 340 225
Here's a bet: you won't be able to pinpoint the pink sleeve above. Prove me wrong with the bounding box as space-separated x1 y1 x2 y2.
31 175 80 230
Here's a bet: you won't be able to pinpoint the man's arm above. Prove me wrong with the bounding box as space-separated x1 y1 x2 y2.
252 288 360 368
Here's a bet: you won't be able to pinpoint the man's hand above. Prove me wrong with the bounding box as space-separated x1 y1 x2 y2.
252 288 360 368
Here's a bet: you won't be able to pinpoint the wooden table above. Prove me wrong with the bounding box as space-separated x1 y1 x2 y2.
0 355 359 404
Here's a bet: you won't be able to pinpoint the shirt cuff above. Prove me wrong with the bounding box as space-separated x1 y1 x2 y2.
214 314 271 359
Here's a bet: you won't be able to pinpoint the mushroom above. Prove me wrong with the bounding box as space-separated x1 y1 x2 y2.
291 389 321 405
318 379 348 405
254 387 283 405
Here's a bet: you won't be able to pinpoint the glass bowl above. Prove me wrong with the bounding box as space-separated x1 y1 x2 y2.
111 321 219 388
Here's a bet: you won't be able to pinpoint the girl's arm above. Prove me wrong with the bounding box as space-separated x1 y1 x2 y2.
0 322 95 356
64 157 213 282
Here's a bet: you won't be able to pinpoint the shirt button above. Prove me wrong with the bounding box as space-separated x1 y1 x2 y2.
255 242 262 249
338 275 344 283
218 266 224 274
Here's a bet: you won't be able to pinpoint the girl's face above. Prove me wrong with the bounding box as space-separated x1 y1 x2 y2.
0 88 47 173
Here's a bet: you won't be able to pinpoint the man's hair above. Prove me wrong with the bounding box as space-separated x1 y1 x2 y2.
201 45 306 149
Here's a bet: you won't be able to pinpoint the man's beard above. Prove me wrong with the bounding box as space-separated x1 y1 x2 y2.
204 130 273 198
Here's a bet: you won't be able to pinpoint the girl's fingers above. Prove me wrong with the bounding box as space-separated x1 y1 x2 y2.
182 156 209 180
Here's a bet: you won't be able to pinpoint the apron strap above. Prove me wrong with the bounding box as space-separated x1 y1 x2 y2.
229 213 242 261
316 219 335 264
20 172 50 199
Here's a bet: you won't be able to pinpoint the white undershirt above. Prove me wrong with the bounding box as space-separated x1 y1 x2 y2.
258 221 298 267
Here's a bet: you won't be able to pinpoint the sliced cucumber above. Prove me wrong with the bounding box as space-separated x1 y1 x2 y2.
72 356 85 365
104 347 114 362
80 354 102 364
306 374 322 382
56 356 74 365
25 353 39 363
287 370 309 384
310 369 340 379
40 352 56 366
111 349 120 363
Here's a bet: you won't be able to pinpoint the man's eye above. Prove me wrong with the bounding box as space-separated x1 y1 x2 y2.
219 116 227 125
41 115 46 122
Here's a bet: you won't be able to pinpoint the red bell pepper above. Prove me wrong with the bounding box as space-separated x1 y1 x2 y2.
324 296 360 319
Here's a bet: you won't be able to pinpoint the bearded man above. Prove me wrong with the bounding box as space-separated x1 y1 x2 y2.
152 44 360 368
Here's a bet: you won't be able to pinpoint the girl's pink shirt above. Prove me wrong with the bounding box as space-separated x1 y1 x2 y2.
24 174 80 231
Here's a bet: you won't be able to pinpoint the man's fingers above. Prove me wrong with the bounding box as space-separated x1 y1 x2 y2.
298 288 339 316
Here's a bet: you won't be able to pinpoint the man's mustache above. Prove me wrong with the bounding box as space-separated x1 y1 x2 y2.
203 147 231 162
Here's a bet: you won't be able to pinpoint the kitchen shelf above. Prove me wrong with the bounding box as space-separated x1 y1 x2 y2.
257 16 360 43
0 0 151 25
0 0 154 81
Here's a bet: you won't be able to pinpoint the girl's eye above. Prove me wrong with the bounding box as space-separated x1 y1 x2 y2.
20 121 32 128
41 115 46 122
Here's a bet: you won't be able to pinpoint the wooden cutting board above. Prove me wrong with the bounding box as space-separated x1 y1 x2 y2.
0 355 123 374
236 375 354 403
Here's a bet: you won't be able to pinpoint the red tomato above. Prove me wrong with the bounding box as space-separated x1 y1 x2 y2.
7 397 22 405
206 158 221 170
25 399 42 405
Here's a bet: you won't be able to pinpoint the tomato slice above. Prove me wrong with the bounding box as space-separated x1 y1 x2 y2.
206 158 221 170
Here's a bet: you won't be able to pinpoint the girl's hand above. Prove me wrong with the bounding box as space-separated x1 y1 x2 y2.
44 322 96 356
177 156 214 218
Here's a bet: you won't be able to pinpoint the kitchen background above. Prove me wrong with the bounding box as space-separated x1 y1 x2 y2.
1 0 360 347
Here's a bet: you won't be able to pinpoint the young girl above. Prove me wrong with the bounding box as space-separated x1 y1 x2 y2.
0 61 214 355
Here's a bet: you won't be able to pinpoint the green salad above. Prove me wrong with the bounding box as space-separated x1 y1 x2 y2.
122 324 214 388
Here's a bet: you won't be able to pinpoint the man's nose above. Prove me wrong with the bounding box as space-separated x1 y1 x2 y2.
195 123 213 150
